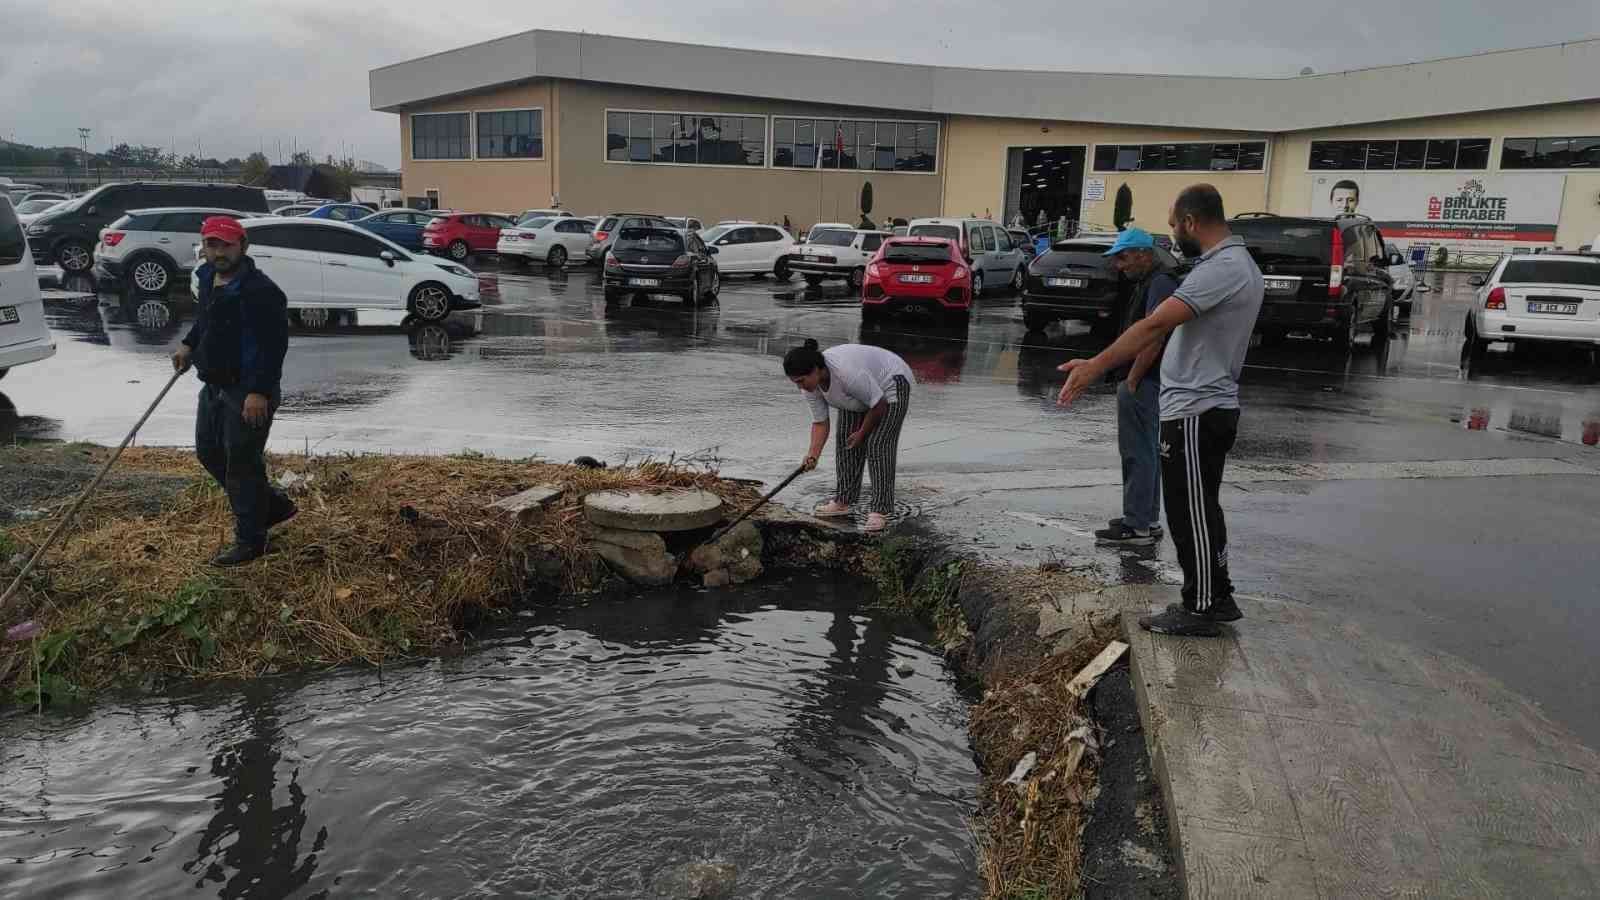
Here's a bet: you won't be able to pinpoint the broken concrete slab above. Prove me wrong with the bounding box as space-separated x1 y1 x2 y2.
684 521 763 587
487 485 565 522
584 489 725 532
591 526 677 586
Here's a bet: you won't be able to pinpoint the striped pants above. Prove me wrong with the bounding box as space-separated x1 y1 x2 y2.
1160 408 1239 612
834 376 911 515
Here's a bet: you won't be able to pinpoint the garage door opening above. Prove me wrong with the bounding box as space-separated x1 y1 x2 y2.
1004 146 1085 232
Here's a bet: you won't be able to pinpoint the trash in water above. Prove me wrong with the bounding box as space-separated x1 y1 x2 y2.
1003 751 1038 789
895 660 915 677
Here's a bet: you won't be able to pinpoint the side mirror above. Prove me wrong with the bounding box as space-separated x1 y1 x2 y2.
379 250 396 267
1467 274 1486 287
706 246 718 255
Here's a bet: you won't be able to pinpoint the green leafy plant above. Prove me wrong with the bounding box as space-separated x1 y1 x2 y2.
13 629 80 708
1113 183 1134 230
103 577 221 661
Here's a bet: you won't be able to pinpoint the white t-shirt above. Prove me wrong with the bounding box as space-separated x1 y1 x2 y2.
803 344 914 423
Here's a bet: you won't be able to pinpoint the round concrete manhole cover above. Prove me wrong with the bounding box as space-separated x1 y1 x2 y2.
584 489 725 532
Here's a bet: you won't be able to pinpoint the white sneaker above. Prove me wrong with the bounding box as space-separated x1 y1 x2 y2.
814 500 852 517
864 512 889 532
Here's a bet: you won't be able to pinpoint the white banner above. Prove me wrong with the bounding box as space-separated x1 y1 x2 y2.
1305 172 1565 244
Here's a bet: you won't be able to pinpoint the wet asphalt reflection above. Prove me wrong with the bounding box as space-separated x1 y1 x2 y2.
9 260 1600 743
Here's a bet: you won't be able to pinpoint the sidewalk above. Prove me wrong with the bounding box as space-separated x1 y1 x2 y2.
1092 584 1600 899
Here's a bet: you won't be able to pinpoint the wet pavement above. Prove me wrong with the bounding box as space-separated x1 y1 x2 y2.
8 260 1600 744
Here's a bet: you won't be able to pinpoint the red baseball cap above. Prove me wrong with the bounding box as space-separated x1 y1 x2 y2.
200 216 245 245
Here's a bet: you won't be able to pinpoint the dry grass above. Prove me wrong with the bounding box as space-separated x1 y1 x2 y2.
970 613 1123 900
1 446 757 705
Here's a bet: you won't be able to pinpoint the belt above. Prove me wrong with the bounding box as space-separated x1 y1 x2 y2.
200 368 241 386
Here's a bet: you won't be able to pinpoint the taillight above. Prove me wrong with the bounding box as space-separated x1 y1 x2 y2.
1328 229 1343 297
670 254 691 269
102 232 125 247
1485 287 1506 310
867 263 881 278
594 231 610 242
604 254 620 271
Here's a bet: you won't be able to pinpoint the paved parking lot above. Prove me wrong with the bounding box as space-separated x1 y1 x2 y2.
8 260 1600 743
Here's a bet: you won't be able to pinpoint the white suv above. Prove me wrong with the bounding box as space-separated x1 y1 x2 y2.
0 198 56 381
1466 253 1600 361
788 228 889 289
95 207 244 294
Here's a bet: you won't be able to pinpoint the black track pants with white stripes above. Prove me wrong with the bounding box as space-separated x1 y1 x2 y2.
834 376 911 515
1159 408 1239 612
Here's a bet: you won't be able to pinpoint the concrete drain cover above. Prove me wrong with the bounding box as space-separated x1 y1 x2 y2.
584 489 725 532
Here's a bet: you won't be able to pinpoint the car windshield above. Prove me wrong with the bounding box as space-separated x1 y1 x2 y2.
15 199 59 214
1230 221 1333 266
519 217 553 230
1500 259 1600 287
1050 242 1114 254
882 243 953 264
615 228 684 251
699 225 734 243
908 224 961 242
809 230 855 247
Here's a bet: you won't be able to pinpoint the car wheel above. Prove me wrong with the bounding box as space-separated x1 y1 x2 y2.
773 258 791 280
1011 266 1025 292
56 240 92 273
849 267 866 290
448 240 469 262
1332 312 1358 354
547 245 567 268
803 274 823 288
129 256 175 294
706 268 721 299
1023 308 1052 332
971 269 985 297
408 282 451 322
1373 298 1393 342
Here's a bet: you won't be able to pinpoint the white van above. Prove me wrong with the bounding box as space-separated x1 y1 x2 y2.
906 217 1028 295
0 197 56 381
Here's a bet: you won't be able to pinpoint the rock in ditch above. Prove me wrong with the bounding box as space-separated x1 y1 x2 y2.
592 526 677 586
652 860 738 900
685 521 763 587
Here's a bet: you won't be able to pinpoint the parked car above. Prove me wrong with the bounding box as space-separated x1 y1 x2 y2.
190 218 480 322
19 192 69 205
516 208 574 222
1021 234 1128 333
423 212 518 261
304 203 376 223
907 217 1027 295
1230 212 1393 352
666 216 704 232
699 222 796 278
14 198 65 227
497 216 596 267
94 207 245 294
1465 253 1600 362
603 226 721 306
273 203 323 218
1384 243 1416 316
26 181 268 273
586 213 674 265
861 236 973 324
0 197 56 381
802 222 854 244
1009 228 1040 263
788 228 888 289
353 209 437 251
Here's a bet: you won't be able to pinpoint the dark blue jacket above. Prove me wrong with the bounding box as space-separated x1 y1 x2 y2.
182 256 289 398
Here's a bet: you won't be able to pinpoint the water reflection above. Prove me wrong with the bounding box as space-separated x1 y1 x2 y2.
859 322 970 383
602 294 723 339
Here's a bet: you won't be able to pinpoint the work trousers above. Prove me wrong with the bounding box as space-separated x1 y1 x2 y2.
195 384 289 548
1159 408 1239 612
1117 378 1162 530
834 376 911 515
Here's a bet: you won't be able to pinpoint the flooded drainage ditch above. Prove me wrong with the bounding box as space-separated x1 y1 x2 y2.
0 440 1174 898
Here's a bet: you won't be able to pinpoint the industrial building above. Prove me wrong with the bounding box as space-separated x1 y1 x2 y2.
371 31 1600 252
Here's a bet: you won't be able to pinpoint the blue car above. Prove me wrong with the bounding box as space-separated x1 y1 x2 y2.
353 208 437 251
304 203 377 223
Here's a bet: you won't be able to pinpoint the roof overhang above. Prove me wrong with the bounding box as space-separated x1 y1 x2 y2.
371 30 1600 133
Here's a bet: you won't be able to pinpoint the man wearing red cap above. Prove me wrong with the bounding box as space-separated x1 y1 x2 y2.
171 216 292 566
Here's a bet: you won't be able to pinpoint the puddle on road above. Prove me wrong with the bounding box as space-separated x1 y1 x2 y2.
0 572 981 899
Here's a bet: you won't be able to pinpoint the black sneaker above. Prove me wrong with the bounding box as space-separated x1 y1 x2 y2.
210 543 265 567
268 499 298 529
1139 607 1222 636
1095 524 1158 546
1164 597 1244 623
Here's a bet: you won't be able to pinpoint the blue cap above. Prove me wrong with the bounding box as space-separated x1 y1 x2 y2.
1103 227 1155 257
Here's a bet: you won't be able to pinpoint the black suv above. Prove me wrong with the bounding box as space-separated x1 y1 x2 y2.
26 182 268 273
1021 234 1126 333
1229 213 1393 351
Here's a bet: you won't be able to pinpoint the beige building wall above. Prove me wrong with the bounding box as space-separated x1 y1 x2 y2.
553 81 944 226
941 116 1272 231
399 80 560 213
1268 101 1600 248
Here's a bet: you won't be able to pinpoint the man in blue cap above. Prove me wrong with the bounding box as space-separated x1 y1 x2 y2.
1094 227 1180 545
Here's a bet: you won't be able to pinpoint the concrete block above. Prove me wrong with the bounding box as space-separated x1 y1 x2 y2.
591 527 676 586
1176 827 1318 900
487 485 564 521
584 489 725 532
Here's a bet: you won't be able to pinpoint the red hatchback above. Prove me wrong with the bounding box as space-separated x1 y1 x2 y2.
422 212 517 261
862 237 972 324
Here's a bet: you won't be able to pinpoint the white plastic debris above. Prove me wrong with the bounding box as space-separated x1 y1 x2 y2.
1066 724 1099 752
1003 751 1038 789
276 470 315 490
895 660 915 677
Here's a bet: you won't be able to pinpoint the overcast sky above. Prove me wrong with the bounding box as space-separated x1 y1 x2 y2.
4 1 1596 168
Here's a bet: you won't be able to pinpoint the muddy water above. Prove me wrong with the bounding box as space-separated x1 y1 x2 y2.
0 573 980 898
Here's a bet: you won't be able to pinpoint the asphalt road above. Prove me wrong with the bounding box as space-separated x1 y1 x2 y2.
7 260 1600 744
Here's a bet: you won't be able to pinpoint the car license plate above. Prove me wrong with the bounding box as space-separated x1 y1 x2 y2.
1265 277 1297 292
629 278 660 288
0 306 16 326
1046 277 1084 289
899 273 934 284
1527 300 1578 315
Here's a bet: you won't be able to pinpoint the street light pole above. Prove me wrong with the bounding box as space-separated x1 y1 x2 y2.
77 127 91 190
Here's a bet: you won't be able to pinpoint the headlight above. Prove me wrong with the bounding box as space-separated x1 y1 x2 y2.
436 264 473 279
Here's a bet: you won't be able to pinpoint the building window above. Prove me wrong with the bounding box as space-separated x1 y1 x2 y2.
605 110 765 166
476 109 542 159
412 113 470 160
1501 135 1600 169
773 117 938 172
1091 142 1265 172
1308 138 1489 171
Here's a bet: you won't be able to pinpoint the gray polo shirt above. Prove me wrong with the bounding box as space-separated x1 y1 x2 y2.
1158 235 1264 420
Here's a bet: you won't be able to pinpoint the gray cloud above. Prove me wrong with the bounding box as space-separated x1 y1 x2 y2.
3 0 1595 168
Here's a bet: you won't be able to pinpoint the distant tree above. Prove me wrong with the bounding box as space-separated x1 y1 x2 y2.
240 152 270 185
290 150 314 167
105 143 135 165
326 157 361 200
55 150 77 169
198 157 222 169
180 154 201 170
1113 184 1134 230
222 157 244 170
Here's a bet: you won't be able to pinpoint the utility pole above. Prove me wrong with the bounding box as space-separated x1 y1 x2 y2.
77 127 91 191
